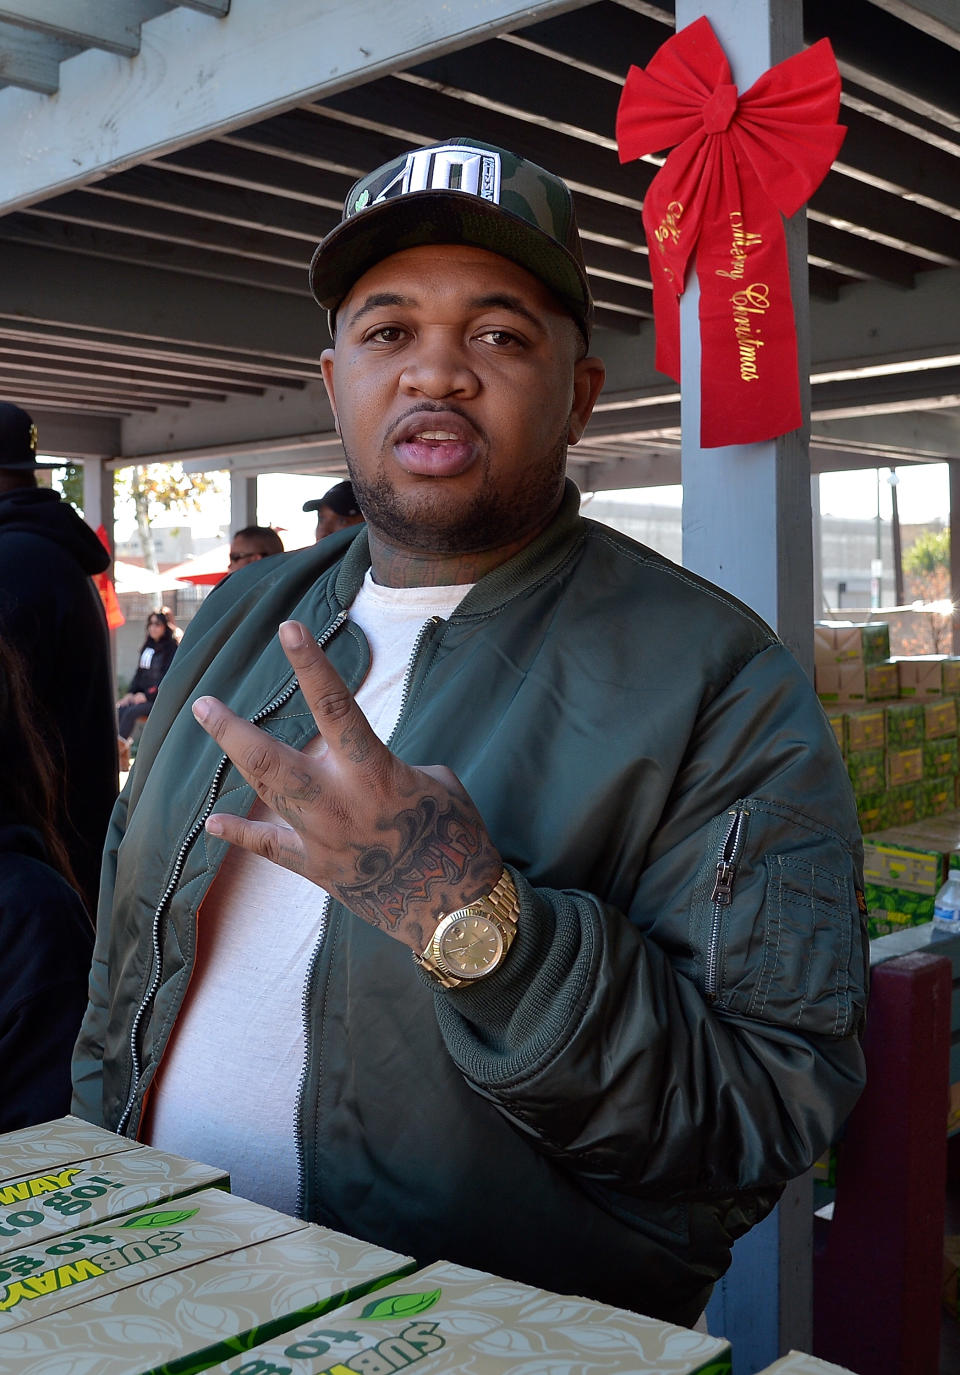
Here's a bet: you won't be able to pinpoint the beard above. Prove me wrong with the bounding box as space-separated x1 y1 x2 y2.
342 431 570 556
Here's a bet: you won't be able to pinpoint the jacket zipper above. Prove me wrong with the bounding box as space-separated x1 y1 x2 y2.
294 613 442 1216
117 609 349 1136
704 805 749 1003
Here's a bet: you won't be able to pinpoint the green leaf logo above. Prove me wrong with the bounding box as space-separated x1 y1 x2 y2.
359 1289 441 1320
122 1208 198 1228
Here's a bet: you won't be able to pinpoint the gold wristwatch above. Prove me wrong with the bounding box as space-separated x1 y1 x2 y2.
414 869 520 988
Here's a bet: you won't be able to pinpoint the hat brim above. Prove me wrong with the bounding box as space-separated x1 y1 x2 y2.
0 457 63 470
309 191 592 340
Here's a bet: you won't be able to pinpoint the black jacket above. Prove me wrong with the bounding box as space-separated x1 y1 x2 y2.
74 487 866 1324
0 487 118 917
127 634 178 703
0 821 94 1130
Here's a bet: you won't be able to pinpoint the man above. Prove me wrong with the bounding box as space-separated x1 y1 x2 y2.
0 402 117 919
228 524 284 568
72 139 867 1324
303 478 364 542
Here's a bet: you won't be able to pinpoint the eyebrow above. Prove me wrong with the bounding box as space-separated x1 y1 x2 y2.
342 292 416 330
467 294 543 330
342 290 545 333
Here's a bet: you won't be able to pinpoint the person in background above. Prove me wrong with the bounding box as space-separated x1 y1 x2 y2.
229 525 284 568
0 636 94 1130
159 604 184 643
302 479 364 542
0 401 117 921
116 610 179 743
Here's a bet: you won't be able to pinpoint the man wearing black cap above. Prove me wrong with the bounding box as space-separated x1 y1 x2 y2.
0 402 117 918
302 479 364 542
74 141 866 1323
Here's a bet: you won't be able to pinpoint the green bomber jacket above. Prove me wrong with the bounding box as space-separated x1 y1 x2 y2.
72 483 867 1325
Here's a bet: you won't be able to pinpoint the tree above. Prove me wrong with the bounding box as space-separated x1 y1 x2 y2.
115 464 228 574
56 463 85 514
901 527 952 653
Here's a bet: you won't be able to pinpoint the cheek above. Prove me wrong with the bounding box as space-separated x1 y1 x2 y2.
336 362 390 441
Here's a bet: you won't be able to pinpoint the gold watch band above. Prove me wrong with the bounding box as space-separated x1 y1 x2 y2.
414 868 519 988
476 869 520 944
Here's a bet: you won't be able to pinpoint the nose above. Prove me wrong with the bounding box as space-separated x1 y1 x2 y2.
398 330 479 400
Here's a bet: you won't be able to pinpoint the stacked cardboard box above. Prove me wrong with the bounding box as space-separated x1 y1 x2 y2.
754 1356 859 1375
860 814 960 937
0 1115 228 1254
814 630 960 835
814 622 897 705
0 1120 412 1375
201 1257 733 1375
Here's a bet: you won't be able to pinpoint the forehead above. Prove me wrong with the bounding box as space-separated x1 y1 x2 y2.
337 243 568 324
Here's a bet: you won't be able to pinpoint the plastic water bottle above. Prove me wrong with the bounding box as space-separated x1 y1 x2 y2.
932 871 960 934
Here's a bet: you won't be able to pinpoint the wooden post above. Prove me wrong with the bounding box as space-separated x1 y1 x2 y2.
950 460 960 654
230 474 258 532
813 951 952 1375
82 455 119 675
678 0 816 1365
677 0 813 677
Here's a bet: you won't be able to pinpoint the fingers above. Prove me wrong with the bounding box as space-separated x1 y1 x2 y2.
192 694 319 804
278 620 382 770
205 812 305 874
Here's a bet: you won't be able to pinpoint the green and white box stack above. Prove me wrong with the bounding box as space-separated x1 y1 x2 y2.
0 1185 412 1374
204 1257 733 1375
0 1115 229 1255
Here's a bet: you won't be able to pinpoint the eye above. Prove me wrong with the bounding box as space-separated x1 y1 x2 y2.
475 328 524 348
364 324 408 345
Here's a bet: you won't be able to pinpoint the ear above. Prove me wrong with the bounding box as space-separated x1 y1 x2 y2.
568 356 606 445
320 348 340 435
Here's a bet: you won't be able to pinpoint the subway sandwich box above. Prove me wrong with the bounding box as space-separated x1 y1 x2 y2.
753 1353 858 1375
202 1258 733 1375
0 1115 228 1255
0 1187 412 1374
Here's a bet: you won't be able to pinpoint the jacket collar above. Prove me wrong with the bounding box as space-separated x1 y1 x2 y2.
332 479 585 616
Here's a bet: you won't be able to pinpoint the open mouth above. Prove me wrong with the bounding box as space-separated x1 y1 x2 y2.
392 411 480 477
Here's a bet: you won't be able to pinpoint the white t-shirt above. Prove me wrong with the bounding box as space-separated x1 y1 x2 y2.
143 573 472 1213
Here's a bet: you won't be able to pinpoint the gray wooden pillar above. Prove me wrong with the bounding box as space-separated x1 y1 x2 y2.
673 0 816 1366
81 456 118 673
678 0 813 679
950 460 960 654
81 456 115 541
230 474 258 532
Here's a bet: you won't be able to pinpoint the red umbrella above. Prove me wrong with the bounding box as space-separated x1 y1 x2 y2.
162 543 230 586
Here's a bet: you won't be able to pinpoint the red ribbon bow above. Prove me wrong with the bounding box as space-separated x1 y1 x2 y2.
94 522 125 629
616 17 845 447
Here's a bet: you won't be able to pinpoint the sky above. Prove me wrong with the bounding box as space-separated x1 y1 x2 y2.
587 463 950 527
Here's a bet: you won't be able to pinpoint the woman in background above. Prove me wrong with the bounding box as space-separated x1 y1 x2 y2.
0 636 94 1129
116 609 178 743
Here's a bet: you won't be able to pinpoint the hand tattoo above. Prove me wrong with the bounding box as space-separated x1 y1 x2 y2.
335 795 485 929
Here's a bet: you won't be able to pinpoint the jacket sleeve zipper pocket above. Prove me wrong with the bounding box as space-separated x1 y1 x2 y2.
705 805 749 1002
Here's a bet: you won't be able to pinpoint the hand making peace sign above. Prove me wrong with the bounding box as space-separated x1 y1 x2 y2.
191 619 503 955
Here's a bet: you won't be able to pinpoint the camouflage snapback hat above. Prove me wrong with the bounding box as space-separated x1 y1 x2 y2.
309 138 593 341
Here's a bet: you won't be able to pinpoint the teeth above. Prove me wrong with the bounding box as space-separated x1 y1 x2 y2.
414 430 459 441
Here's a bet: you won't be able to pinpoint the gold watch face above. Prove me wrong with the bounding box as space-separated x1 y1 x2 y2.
437 912 504 979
